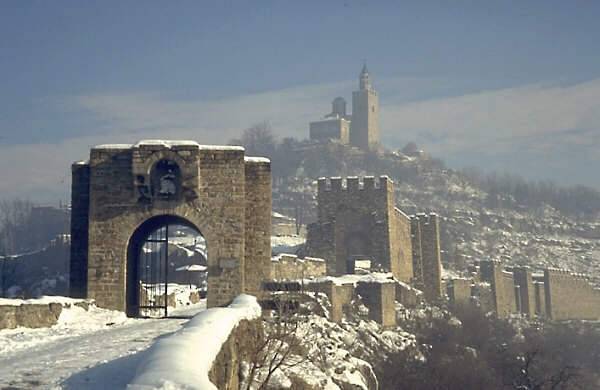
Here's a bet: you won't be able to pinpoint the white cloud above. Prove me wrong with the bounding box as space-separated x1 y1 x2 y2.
2 77 600 202
381 79 600 159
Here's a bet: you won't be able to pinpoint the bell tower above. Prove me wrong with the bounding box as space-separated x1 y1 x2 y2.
351 63 379 151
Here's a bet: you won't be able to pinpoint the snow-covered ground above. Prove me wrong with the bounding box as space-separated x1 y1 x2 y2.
271 235 306 255
0 301 206 389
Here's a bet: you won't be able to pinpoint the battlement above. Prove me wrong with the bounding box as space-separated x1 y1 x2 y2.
544 268 590 284
317 175 391 193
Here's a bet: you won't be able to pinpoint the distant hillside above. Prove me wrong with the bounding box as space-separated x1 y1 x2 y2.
265 138 600 282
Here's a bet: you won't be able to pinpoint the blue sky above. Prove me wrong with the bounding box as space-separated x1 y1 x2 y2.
1 1 599 202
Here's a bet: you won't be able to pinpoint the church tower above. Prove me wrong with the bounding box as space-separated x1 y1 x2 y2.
351 63 379 151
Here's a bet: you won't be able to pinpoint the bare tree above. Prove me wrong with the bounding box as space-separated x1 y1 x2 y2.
0 199 33 297
242 285 319 390
504 348 580 390
238 120 277 159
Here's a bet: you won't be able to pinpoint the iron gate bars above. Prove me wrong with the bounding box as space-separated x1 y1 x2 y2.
138 219 169 317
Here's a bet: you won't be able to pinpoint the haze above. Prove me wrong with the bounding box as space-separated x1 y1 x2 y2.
1 1 599 202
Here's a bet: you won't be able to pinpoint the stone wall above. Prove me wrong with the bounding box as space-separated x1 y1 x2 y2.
479 260 518 318
70 141 271 315
308 280 355 323
270 254 327 281
0 299 91 329
244 158 272 299
309 118 350 145
469 262 600 320
390 208 414 282
513 266 535 319
307 176 413 282
533 280 546 316
544 268 600 320
209 318 264 390
411 213 443 299
448 278 472 305
395 282 423 307
356 281 396 328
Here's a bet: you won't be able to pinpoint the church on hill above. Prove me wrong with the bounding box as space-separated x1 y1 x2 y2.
309 64 380 152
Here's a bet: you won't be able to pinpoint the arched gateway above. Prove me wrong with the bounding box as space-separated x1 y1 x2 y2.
70 140 271 315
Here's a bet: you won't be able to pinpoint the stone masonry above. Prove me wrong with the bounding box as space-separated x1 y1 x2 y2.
306 176 413 283
457 261 600 321
309 65 379 152
543 268 600 320
270 254 327 281
411 213 443 300
70 140 271 315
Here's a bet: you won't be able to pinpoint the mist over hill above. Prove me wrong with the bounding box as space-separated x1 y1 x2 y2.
233 122 600 283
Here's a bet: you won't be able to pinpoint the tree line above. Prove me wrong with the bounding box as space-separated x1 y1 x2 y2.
231 121 600 222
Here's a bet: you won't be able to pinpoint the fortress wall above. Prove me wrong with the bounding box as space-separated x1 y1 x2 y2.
308 280 355 323
390 208 413 282
244 158 272 298
479 260 517 318
356 281 396 328
533 281 546 316
417 214 443 300
498 270 518 317
395 282 423 307
544 269 600 320
448 278 472 305
513 266 535 319
270 254 327 280
410 216 424 286
306 222 336 275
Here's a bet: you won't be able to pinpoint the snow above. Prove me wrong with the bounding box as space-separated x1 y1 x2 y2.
272 211 294 221
0 301 206 389
0 295 91 307
128 294 261 390
310 272 396 286
134 140 200 148
93 143 133 149
175 264 207 272
271 235 306 254
198 144 244 151
93 141 249 152
245 156 270 163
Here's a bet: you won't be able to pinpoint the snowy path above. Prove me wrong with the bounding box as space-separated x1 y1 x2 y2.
0 302 206 389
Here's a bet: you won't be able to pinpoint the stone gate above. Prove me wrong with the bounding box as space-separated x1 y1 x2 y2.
69 140 271 315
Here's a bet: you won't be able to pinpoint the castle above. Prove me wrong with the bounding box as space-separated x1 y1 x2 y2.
309 64 380 152
305 176 443 301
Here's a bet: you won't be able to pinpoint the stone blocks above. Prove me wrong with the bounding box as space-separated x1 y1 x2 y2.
70 140 271 314
307 176 413 283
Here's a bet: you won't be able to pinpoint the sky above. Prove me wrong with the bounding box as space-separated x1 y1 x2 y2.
1 1 599 203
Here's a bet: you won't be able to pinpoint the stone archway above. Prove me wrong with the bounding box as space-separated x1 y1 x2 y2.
126 214 205 317
342 231 370 273
70 140 271 314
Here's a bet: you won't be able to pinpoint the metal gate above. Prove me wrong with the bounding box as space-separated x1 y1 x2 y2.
138 223 169 317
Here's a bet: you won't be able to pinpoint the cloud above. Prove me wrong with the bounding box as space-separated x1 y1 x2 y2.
1 77 600 202
381 79 600 160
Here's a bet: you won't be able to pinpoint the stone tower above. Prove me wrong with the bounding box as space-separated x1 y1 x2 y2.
351 64 379 151
306 176 413 283
69 140 272 315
